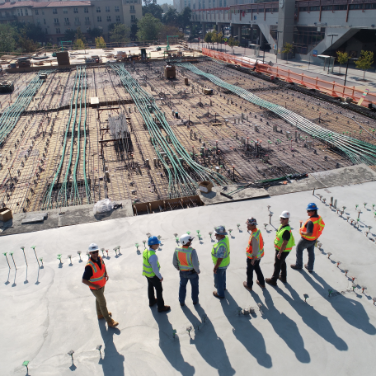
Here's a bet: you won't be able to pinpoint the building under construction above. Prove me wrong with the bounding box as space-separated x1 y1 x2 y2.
1 58 376 216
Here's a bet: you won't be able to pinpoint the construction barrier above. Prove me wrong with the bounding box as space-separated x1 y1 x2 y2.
202 48 375 108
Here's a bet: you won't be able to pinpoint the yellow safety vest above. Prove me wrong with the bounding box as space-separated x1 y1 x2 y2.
142 249 160 277
274 225 295 252
211 236 230 267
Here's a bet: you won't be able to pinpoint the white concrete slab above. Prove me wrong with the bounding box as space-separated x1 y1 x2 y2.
1 182 376 375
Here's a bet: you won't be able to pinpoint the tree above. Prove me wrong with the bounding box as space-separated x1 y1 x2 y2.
109 23 130 43
227 36 239 54
0 24 16 52
95 36 106 48
137 13 162 41
73 38 85 50
21 23 46 44
355 50 374 80
18 37 38 52
162 8 179 26
281 42 293 62
142 3 163 20
130 23 138 41
64 29 76 42
336 51 348 74
204 31 212 43
159 25 183 42
160 3 171 12
177 7 191 30
75 27 87 44
87 27 102 40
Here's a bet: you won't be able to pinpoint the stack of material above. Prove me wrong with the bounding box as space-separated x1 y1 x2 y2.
56 51 70 66
164 64 176 79
18 57 31 68
108 113 130 139
0 81 14 93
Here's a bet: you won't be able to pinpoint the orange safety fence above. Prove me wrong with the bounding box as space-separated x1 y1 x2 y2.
202 48 376 108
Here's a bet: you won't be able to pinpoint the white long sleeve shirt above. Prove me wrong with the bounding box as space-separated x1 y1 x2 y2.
148 249 162 279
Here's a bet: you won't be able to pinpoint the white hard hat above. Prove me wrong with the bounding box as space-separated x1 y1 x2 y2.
88 243 99 252
179 233 194 245
280 211 290 219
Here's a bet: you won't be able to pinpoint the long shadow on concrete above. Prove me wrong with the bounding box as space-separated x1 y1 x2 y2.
252 289 311 363
305 272 376 335
98 321 124 376
221 292 273 368
276 283 348 351
151 309 195 376
182 305 236 376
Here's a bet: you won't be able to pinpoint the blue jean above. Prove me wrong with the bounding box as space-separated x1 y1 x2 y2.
214 268 227 297
295 238 316 270
179 271 199 303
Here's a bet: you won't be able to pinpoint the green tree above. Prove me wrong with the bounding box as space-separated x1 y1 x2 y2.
281 42 293 62
0 24 16 52
75 27 87 44
336 51 348 74
87 27 102 40
18 37 38 52
130 23 138 41
21 23 46 43
142 3 163 20
95 36 106 48
64 29 76 42
137 13 162 41
162 8 179 26
109 23 130 43
355 50 374 80
204 31 212 44
227 36 239 54
177 7 191 30
73 38 85 50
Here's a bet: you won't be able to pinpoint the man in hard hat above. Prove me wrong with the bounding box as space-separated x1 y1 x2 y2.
142 236 170 313
212 226 230 299
266 211 295 286
291 203 325 273
172 234 200 306
82 243 119 328
243 217 265 291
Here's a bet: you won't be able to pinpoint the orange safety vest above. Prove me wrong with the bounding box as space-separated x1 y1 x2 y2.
300 215 325 241
175 247 194 271
246 229 264 259
87 257 107 290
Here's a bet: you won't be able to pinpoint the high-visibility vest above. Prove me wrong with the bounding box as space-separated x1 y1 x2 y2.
246 229 264 259
87 257 106 290
211 236 230 267
142 249 160 277
300 215 325 241
175 247 194 271
274 225 295 252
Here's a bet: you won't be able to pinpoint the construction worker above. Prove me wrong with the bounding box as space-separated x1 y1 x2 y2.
172 234 200 306
291 203 325 273
142 236 170 313
266 211 295 286
243 217 265 291
212 226 230 299
82 243 119 328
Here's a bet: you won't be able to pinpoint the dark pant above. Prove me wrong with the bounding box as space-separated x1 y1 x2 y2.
179 270 199 303
295 238 316 270
246 258 265 287
271 249 290 282
146 276 164 310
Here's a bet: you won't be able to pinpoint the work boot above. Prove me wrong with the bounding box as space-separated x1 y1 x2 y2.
158 305 171 313
149 300 157 307
304 264 313 273
265 278 277 286
256 280 266 288
180 302 185 307
278 276 287 283
243 281 252 291
213 291 225 299
107 318 119 328
290 264 302 270
98 311 112 320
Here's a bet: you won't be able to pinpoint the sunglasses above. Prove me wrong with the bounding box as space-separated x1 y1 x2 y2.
307 210 315 212
90 251 99 254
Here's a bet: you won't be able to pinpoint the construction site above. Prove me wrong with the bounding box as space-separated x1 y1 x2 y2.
1 50 376 218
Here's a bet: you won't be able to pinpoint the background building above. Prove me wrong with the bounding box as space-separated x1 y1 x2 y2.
0 0 142 43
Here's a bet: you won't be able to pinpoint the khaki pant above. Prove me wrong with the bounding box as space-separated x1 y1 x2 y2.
90 286 111 322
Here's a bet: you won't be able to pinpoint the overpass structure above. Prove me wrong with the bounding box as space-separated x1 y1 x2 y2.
187 0 376 64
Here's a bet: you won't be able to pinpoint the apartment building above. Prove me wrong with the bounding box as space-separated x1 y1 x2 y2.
0 0 142 43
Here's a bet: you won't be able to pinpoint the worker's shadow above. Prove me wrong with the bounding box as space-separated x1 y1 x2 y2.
304 272 376 335
221 292 273 368
98 321 124 376
151 309 195 376
275 284 348 351
182 305 236 376
251 289 310 364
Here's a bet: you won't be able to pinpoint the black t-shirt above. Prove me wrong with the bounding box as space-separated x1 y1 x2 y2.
82 257 103 280
306 214 319 233
281 224 291 241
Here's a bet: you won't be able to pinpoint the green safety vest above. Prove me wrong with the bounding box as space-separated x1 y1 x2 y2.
211 236 230 267
175 247 194 271
274 225 295 252
142 249 160 277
